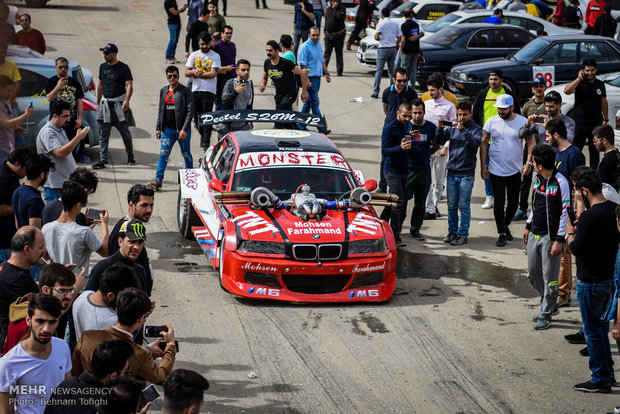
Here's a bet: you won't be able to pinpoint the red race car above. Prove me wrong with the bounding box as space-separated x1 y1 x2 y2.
177 129 398 302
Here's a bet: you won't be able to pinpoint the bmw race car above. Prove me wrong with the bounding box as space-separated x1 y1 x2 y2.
177 127 398 302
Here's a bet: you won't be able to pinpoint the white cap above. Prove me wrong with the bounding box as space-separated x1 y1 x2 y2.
493 94 514 109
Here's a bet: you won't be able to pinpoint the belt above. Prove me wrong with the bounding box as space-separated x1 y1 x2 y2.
327 28 346 35
378 46 396 49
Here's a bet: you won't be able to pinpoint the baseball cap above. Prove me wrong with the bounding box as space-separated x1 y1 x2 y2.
99 43 118 54
489 69 503 78
493 94 514 108
119 218 147 241
531 76 546 86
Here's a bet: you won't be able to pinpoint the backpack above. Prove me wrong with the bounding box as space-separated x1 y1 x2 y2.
1 293 34 355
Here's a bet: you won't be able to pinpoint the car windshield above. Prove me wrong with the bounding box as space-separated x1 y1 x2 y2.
603 72 620 87
430 26 466 46
391 1 417 16
511 37 550 62
232 167 358 200
425 14 461 32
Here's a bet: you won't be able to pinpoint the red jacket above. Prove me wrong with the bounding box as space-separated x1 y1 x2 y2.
585 0 606 27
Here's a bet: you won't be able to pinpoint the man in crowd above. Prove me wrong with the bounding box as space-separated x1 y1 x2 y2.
310 0 327 28
161 369 211 414
402 99 436 241
480 94 532 247
298 27 331 134
36 101 88 203
164 0 188 64
260 40 309 128
324 0 346 77
594 124 619 192
39 263 84 340
293 0 315 58
44 340 135 414
400 8 423 89
45 57 85 146
220 59 254 136
206 1 226 41
0 75 33 164
12 153 53 229
72 288 177 384
185 31 220 150
347 0 374 50
524 144 570 330
0 294 71 412
108 184 155 293
594 3 618 38
213 25 236 109
185 7 210 58
95 43 135 169
0 44 20 104
150 66 193 192
0 147 33 262
15 14 45 55
584 0 606 33
436 101 482 246
381 102 413 247
0 227 43 348
565 59 608 169
87 218 150 295
41 167 98 227
567 167 619 393
42 181 109 274
73 264 138 341
372 8 401 99
473 70 520 210
545 118 584 308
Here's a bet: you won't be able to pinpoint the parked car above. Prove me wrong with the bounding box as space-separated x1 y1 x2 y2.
423 9 583 39
446 35 620 104
177 128 397 302
8 54 99 155
418 23 534 86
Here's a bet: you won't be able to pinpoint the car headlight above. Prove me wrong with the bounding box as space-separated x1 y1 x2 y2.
459 72 468 81
368 44 378 50
349 239 387 254
238 240 285 254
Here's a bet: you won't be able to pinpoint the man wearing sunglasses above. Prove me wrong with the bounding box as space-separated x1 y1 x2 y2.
45 57 85 150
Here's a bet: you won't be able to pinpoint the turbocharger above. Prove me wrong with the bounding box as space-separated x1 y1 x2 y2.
292 185 321 221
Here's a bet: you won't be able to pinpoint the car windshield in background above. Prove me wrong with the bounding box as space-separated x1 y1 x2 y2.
606 73 620 87
431 26 467 46
511 37 550 62
232 167 358 199
424 13 461 31
391 1 418 16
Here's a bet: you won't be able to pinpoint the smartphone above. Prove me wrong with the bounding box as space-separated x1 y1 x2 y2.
144 325 168 337
239 79 247 84
140 385 160 407
86 208 104 221
28 101 33 108
410 124 419 133
440 120 452 128
157 340 179 352
567 206 577 225
533 116 545 124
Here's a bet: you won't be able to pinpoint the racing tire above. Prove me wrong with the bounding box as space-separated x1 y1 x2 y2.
218 239 229 292
25 0 48 7
177 190 200 240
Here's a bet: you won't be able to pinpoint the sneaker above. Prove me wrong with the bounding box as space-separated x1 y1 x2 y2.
346 43 352 51
505 229 513 241
443 233 457 243
371 92 379 98
579 346 589 357
574 380 611 393
564 331 586 344
557 295 570 307
410 231 425 241
435 207 441 218
481 195 494 209
513 210 528 221
424 211 437 220
533 317 551 330
451 236 467 246
395 238 407 248
127 159 136 166
92 161 107 169
496 234 507 247
534 306 560 321
147 180 162 191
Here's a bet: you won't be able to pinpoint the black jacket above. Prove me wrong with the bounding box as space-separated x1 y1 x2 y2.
436 119 482 177
221 79 254 110
472 84 521 128
156 83 193 133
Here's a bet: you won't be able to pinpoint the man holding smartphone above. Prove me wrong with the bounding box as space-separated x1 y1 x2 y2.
220 59 253 137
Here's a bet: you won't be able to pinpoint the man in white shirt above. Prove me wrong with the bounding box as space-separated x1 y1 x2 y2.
0 294 72 413
423 74 456 219
184 31 221 150
480 94 534 247
372 8 401 98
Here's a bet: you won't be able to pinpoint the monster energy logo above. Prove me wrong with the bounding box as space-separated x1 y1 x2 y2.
131 223 145 239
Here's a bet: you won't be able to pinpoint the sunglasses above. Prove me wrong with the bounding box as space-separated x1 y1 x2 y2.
395 79 407 83
57 65 68 70
167 74 178 79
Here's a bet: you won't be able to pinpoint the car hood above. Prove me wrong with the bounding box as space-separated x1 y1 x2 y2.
229 205 386 243
452 57 518 73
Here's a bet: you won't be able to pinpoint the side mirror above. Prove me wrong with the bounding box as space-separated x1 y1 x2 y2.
364 179 378 192
209 179 224 192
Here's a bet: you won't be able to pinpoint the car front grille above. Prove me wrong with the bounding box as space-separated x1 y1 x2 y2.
282 274 351 294
292 244 342 261
360 43 367 53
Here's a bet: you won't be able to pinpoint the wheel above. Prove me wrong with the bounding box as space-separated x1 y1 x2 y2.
176 190 200 240
24 0 48 7
218 238 229 292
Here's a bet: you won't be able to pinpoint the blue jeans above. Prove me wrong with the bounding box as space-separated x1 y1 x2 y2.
484 156 493 196
166 23 181 59
300 76 326 132
446 175 474 238
156 127 193 181
374 47 396 95
42 187 62 204
577 278 614 386
313 10 323 30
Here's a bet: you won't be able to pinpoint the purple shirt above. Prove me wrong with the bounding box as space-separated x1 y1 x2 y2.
213 39 237 79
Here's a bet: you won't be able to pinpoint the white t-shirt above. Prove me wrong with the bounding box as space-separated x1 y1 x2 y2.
483 114 527 177
0 337 71 414
41 221 102 274
72 290 118 341
185 49 221 94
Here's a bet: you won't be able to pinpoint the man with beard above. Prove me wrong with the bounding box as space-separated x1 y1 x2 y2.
73 264 138 341
12 154 53 230
0 294 71 412
108 185 154 293
565 59 609 169
593 124 619 192
45 58 84 147
480 94 533 247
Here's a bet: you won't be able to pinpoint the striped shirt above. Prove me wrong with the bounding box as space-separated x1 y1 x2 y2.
213 39 237 79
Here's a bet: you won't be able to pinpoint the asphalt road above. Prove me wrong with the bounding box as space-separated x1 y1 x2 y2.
13 0 620 412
